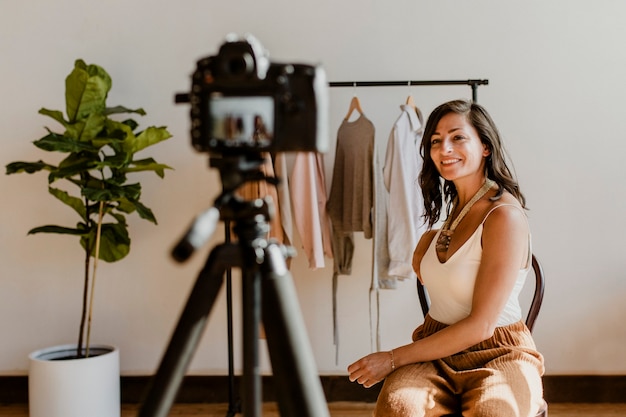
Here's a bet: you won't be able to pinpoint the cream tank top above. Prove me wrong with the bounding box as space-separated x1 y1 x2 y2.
420 204 531 326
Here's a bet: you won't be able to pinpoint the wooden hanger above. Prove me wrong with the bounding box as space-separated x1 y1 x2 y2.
405 94 416 111
344 95 364 120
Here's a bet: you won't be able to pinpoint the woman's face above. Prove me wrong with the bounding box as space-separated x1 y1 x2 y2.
429 112 490 183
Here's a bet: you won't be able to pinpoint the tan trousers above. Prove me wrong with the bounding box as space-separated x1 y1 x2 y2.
374 316 545 417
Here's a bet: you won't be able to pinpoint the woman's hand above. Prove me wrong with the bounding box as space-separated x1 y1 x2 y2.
347 351 394 388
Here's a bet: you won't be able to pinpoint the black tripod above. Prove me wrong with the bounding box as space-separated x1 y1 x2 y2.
137 153 330 417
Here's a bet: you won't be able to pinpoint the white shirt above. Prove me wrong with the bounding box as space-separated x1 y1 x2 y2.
383 104 427 279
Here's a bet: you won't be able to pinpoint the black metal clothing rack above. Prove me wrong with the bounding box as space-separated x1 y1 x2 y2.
328 79 489 101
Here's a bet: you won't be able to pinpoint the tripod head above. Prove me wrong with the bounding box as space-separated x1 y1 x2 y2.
171 151 280 262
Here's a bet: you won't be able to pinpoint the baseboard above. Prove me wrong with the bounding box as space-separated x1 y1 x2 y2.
1 375 625 404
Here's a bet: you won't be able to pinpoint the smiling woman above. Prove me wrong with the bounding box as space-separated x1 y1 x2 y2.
348 99 544 417
428 112 492 187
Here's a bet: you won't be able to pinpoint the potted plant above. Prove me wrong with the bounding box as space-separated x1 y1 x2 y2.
5 59 172 417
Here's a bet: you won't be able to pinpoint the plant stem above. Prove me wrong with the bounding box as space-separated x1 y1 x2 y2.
77 245 90 358
85 200 104 358
77 192 92 359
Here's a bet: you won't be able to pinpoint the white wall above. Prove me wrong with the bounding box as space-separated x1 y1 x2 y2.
2 0 625 376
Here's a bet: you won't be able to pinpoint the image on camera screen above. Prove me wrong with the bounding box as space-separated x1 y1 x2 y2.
209 95 274 147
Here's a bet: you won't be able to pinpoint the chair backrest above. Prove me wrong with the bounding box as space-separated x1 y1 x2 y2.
416 254 545 332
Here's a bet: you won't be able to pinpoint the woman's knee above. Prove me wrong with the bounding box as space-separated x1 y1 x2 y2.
374 364 455 417
374 384 436 417
462 359 544 417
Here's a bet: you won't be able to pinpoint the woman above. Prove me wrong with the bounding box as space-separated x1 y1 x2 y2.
347 100 544 416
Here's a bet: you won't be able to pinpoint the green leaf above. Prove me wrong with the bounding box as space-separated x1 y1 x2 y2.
6 160 56 175
110 211 128 224
65 112 106 142
115 199 136 214
65 59 111 123
49 187 86 219
100 223 130 262
81 222 130 262
125 158 173 178
58 153 99 171
34 132 99 153
104 106 146 116
124 126 172 154
103 119 135 149
82 182 141 202
28 225 86 236
91 135 125 150
49 155 98 183
128 199 157 224
100 152 130 170
121 119 139 132
39 108 68 128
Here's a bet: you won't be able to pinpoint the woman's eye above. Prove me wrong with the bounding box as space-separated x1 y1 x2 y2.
454 135 466 141
431 138 441 145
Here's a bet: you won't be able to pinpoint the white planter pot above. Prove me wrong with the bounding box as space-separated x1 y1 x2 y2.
29 344 120 417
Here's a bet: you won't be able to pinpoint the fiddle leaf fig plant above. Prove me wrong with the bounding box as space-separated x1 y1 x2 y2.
6 59 172 357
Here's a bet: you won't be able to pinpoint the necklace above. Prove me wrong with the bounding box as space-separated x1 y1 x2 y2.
436 178 496 253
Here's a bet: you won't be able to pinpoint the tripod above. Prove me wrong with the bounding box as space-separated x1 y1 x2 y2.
137 153 330 417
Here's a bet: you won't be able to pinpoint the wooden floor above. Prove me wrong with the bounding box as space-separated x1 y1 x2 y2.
3 402 626 416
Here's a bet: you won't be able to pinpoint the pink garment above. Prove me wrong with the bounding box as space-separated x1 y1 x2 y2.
289 152 333 269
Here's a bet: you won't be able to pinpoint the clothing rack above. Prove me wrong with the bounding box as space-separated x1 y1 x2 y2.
327 77 489 355
328 79 489 102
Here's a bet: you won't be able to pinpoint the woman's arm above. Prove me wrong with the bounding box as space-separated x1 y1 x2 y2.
348 204 528 388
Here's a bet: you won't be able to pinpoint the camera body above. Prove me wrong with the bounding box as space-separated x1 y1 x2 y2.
187 34 329 154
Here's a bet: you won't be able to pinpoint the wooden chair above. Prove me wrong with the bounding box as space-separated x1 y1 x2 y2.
416 254 548 417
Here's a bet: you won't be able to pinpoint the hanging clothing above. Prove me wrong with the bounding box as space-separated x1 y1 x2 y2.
327 115 375 242
369 146 394 352
368 104 424 351
327 113 375 275
288 152 333 269
327 113 375 363
382 104 426 281
373 146 393 290
273 153 294 248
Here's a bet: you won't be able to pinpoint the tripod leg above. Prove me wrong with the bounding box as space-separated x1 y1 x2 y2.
138 244 241 417
241 255 262 417
225 267 241 417
261 244 330 417
224 221 241 416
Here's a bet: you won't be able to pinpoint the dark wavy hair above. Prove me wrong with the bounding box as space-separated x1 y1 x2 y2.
419 99 526 229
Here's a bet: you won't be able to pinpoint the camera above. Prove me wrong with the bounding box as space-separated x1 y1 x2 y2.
180 34 329 154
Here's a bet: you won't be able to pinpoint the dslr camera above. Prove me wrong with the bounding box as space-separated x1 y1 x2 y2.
180 34 329 154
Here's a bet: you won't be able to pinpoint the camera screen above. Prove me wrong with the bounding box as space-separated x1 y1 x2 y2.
209 95 274 147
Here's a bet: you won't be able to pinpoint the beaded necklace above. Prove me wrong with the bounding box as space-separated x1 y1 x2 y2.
435 178 496 253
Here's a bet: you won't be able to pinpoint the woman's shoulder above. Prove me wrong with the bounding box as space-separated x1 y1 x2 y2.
481 192 528 231
418 229 438 248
